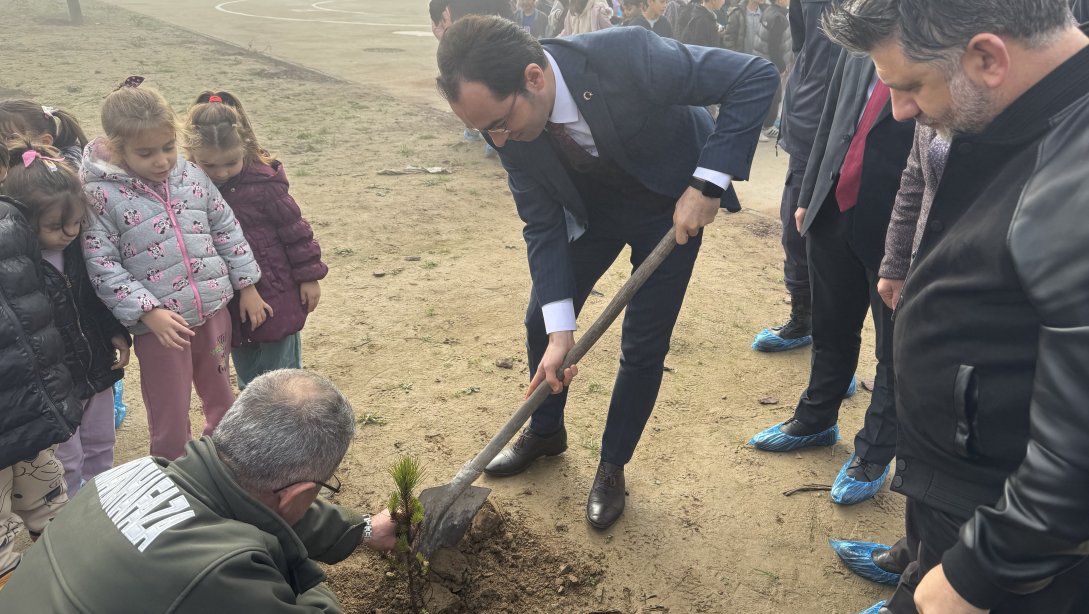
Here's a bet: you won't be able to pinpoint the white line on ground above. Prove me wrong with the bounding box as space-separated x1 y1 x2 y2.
214 0 424 27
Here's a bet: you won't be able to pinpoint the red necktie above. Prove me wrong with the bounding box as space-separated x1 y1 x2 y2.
835 80 891 212
546 122 597 170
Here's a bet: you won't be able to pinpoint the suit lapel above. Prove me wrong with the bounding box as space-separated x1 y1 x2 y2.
552 49 635 172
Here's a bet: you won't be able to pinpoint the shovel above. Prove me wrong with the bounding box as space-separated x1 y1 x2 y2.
418 227 679 556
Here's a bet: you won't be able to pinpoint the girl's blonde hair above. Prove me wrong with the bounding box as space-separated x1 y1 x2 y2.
100 81 178 153
183 90 275 165
0 138 89 231
0 100 88 151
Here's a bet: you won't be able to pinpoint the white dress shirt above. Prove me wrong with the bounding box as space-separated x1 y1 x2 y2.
539 50 732 333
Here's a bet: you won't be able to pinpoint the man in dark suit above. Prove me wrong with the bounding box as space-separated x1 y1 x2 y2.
748 50 914 506
751 0 840 352
436 16 777 529
629 0 675 37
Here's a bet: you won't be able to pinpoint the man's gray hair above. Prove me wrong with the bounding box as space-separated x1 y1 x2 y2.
823 0 1074 69
212 369 355 492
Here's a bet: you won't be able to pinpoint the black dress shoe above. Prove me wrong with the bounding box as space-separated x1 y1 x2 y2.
872 547 907 575
845 456 888 482
779 418 835 437
483 428 567 477
586 461 625 530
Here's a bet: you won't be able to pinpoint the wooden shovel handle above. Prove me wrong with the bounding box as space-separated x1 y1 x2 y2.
460 228 678 479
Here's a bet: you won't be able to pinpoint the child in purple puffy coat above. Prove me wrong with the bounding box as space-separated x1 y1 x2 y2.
183 91 328 388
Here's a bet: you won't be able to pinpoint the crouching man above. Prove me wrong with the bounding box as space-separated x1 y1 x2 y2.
0 369 395 613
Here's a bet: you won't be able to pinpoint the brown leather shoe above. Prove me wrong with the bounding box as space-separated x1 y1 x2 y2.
586 461 625 530
483 428 567 477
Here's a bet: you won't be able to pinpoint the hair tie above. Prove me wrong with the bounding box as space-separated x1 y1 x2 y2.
114 75 145 91
42 105 57 119
22 150 65 172
208 95 223 103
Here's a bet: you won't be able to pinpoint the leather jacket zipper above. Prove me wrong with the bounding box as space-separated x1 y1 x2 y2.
61 270 98 395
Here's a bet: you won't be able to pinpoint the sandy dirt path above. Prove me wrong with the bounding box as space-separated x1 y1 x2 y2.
7 1 902 611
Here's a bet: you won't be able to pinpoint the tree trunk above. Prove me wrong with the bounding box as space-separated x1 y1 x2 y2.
67 0 83 25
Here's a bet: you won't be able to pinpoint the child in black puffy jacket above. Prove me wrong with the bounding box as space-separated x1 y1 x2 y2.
0 140 80 588
1 139 130 499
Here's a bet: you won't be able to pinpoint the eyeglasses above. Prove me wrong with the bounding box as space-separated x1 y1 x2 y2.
274 472 341 496
485 94 519 136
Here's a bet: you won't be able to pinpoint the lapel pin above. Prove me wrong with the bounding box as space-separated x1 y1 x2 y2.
583 90 593 101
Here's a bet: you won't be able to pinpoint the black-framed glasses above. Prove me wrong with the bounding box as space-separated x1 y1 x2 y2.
275 472 341 496
485 94 519 136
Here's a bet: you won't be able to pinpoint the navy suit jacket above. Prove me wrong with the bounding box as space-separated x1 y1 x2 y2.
492 27 779 306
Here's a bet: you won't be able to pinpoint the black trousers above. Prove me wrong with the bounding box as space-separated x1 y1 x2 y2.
791 199 897 465
780 155 810 294
885 499 1089 612
525 200 701 466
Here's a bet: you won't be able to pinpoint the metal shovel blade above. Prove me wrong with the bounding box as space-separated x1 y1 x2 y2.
418 483 492 557
414 229 677 559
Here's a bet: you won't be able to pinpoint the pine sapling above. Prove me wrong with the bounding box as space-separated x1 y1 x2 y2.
387 456 428 613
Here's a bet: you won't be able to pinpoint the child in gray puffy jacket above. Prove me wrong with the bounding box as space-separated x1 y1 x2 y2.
81 78 266 460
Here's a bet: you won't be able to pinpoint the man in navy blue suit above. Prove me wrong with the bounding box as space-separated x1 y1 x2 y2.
436 16 777 529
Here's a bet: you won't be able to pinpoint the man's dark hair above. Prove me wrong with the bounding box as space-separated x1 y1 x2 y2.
436 15 549 103
824 0 1074 69
429 0 450 25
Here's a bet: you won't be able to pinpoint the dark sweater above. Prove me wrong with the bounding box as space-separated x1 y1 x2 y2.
41 240 129 401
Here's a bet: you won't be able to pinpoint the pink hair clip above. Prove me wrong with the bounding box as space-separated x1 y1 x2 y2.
208 95 223 103
42 105 57 119
22 150 65 172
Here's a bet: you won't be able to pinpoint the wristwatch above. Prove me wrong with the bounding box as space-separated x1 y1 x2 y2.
689 176 724 198
361 514 373 542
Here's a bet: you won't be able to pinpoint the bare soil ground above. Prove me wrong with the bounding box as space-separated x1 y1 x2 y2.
6 1 903 611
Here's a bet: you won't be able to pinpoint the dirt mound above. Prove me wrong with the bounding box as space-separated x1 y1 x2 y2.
325 500 614 613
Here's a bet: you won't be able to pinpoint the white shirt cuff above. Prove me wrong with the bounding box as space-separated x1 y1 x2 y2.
542 299 576 334
692 168 733 190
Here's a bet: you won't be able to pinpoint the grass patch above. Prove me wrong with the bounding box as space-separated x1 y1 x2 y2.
580 436 601 457
357 412 387 426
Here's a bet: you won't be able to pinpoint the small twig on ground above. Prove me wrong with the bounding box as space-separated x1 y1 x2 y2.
782 483 832 497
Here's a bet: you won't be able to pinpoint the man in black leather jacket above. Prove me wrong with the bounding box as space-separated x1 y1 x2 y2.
824 1 1089 612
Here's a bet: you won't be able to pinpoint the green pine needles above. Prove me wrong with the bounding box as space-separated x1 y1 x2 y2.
387 456 429 613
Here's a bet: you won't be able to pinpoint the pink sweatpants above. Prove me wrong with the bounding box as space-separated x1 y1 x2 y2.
132 309 235 460
55 387 116 497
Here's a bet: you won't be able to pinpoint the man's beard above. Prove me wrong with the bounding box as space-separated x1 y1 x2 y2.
918 70 997 140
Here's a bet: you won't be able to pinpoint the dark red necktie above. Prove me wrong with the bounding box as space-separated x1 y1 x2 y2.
835 80 891 212
545 122 597 170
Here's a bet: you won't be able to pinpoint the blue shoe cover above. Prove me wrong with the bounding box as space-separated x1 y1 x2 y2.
484 142 498 158
845 375 858 398
752 328 812 352
463 127 483 142
831 455 889 505
748 422 839 452
829 540 901 585
113 380 128 430
859 601 888 614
